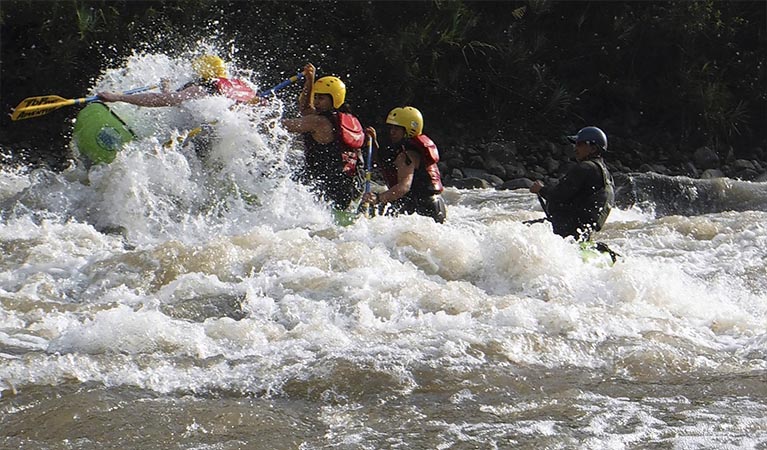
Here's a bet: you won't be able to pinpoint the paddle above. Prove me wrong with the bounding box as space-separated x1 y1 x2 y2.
537 193 551 220
522 193 550 225
256 73 304 99
359 137 374 217
11 85 156 121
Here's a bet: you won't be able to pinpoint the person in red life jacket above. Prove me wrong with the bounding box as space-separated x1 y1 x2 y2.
281 63 364 210
97 55 257 157
97 55 257 106
362 106 447 223
530 126 614 241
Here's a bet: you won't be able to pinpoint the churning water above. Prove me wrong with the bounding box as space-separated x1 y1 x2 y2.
1 54 766 449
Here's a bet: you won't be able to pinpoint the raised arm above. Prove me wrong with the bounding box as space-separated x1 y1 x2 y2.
98 84 207 107
298 63 317 116
282 114 335 144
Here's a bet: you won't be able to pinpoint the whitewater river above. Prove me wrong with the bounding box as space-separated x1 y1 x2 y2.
1 54 766 449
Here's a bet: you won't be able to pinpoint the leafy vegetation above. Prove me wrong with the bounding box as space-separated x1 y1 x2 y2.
1 0 765 167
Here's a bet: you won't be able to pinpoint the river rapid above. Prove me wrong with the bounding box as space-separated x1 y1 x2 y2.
1 54 766 449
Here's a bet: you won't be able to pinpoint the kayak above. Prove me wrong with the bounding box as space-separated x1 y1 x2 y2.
72 102 135 165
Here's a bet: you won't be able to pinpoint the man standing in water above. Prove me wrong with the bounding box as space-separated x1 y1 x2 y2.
530 126 614 241
281 63 364 211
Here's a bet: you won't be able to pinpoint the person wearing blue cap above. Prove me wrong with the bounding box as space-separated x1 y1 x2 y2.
530 126 614 241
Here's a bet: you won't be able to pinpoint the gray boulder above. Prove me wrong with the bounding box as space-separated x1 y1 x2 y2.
449 177 492 189
693 146 720 170
701 168 725 179
498 178 534 190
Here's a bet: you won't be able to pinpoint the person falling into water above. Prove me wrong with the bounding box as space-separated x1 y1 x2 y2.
96 55 258 157
281 63 365 211
530 126 614 241
362 106 446 223
97 55 257 106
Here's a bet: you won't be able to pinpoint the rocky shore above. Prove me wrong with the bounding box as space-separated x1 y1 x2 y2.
440 136 767 191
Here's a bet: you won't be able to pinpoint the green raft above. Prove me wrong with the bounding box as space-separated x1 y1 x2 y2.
73 102 135 165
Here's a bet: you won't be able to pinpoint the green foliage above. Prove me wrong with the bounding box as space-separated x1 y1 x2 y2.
75 3 105 40
1 0 765 163
700 82 750 142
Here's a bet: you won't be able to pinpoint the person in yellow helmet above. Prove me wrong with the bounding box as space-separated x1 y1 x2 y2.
92 55 257 161
97 55 256 107
191 55 228 80
282 63 365 210
362 106 447 223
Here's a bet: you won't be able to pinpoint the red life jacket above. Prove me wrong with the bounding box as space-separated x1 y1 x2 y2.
213 78 257 103
411 134 444 193
303 111 364 180
378 134 444 193
336 112 364 176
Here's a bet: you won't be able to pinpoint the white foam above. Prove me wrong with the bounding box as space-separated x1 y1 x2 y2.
1 52 766 423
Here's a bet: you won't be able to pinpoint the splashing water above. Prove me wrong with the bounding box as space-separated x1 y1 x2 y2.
1 53 766 449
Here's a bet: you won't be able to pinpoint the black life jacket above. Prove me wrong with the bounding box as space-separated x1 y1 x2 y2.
590 158 614 231
548 157 614 239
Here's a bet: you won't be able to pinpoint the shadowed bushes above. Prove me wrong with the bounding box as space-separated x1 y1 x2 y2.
1 0 764 169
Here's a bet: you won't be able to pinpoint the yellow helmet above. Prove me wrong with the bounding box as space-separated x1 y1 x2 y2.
313 76 346 109
386 106 423 138
192 55 227 80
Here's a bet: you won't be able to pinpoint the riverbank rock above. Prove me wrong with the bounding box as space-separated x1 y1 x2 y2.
693 146 720 170
440 136 767 194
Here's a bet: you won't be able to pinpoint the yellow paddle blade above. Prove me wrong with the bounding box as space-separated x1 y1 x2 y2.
11 95 88 121
11 86 154 121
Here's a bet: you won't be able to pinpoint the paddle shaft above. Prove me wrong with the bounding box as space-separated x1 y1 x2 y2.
12 85 156 121
359 138 375 217
257 73 304 98
364 138 373 194
521 193 550 225
537 193 550 219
